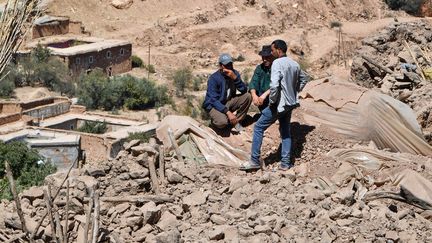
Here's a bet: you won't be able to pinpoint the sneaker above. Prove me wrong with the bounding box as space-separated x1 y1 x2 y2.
239 161 261 171
278 163 294 171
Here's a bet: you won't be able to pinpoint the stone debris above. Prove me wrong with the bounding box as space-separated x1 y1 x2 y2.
351 20 432 144
1 67 432 242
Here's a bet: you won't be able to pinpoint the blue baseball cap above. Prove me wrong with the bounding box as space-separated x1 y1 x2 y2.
218 53 233 65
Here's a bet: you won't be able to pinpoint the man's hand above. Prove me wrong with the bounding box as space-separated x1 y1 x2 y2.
252 93 261 106
257 96 265 105
222 68 237 80
258 91 270 106
226 111 238 125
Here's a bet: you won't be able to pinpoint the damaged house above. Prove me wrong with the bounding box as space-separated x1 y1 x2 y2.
25 36 132 76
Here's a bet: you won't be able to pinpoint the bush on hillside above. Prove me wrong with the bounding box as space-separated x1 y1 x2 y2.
77 71 172 111
0 79 15 98
77 121 108 134
131 55 144 68
172 67 192 97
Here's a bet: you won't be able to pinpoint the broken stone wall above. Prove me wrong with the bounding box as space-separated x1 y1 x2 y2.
32 143 80 170
32 19 70 39
23 101 71 119
80 133 110 162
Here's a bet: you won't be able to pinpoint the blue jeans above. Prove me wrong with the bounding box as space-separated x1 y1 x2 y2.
251 106 293 167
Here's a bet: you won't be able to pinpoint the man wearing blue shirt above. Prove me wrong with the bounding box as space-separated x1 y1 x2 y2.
241 40 309 171
202 53 252 129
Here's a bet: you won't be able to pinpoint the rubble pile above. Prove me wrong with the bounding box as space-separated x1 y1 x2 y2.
351 20 432 140
1 126 432 242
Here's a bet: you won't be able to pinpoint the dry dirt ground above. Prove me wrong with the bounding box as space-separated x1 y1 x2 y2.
44 0 416 77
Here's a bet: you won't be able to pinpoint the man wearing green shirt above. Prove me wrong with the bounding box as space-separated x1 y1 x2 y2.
249 45 274 111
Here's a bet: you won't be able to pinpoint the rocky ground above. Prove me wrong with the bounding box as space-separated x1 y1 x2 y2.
1 112 432 242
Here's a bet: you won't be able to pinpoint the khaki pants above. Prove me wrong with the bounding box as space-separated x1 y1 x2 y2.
209 93 252 128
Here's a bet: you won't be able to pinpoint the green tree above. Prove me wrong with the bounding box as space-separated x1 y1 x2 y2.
385 0 424 15
0 141 56 200
77 69 109 109
6 44 75 96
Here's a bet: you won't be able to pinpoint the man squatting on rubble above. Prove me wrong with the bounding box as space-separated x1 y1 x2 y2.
202 53 252 129
241 39 309 171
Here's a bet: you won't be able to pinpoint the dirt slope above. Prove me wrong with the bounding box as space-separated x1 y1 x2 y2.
43 0 400 76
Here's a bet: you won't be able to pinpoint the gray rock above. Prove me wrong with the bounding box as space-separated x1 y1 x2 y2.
132 224 153 242
225 211 243 220
229 191 251 209
171 162 196 181
130 168 149 179
386 231 399 241
254 225 272 234
329 205 352 220
114 203 130 214
124 139 140 151
118 173 130 180
208 226 225 240
166 169 183 184
183 191 207 207
259 215 279 229
126 216 143 227
140 201 161 225
210 214 227 225
331 187 355 206
246 210 258 220
155 229 181 243
223 226 239 241
86 167 106 177
157 211 179 231
260 173 271 184
229 176 248 193
21 187 44 202
336 219 353 227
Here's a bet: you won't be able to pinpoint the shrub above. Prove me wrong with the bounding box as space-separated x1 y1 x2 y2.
127 131 151 143
77 121 108 134
145 64 156 73
0 79 15 98
234 54 246 62
0 141 56 200
330 21 342 28
385 0 424 15
198 96 211 121
192 76 203 91
131 55 144 68
172 67 192 97
77 72 172 111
